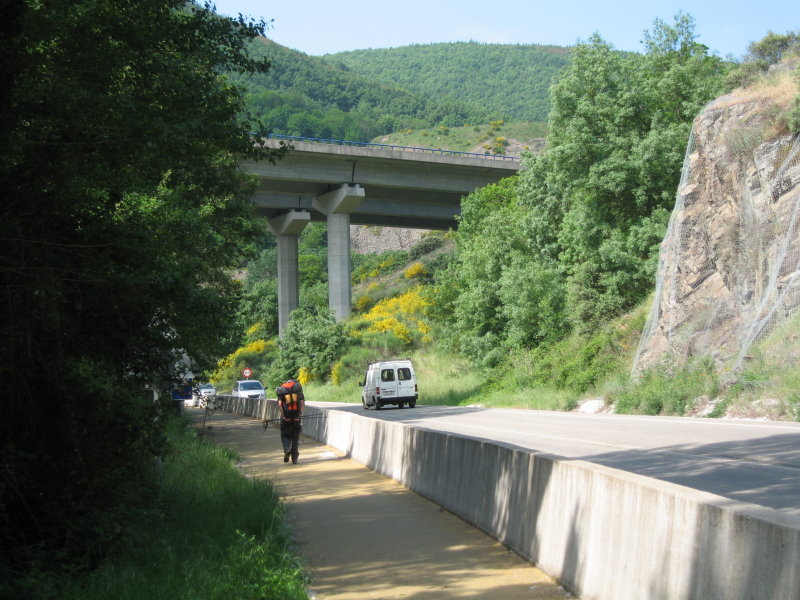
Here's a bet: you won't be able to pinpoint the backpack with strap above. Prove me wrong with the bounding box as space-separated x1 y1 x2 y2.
278 380 302 418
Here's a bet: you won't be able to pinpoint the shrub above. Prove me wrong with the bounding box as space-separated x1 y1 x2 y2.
403 262 428 279
267 309 347 383
330 360 344 385
297 366 312 386
408 232 445 260
352 250 409 282
612 357 719 415
212 339 277 389
56 421 307 600
422 252 453 278
788 68 800 133
350 286 431 347
354 294 373 312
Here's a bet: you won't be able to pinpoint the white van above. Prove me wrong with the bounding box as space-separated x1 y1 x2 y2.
360 360 418 410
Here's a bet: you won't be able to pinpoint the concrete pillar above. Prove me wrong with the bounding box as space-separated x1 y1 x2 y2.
313 184 365 321
268 210 310 333
326 212 351 321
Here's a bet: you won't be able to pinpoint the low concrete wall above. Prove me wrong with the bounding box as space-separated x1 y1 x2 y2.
218 397 800 600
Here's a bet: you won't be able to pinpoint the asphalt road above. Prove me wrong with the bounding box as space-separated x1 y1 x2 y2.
310 402 800 517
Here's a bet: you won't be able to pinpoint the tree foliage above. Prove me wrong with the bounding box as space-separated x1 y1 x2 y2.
233 39 493 141
324 42 572 123
0 0 280 585
432 14 730 368
725 29 800 88
266 309 348 384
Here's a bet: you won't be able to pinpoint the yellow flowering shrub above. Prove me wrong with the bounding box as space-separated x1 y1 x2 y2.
245 322 263 338
210 339 275 387
355 286 430 346
370 316 412 343
297 366 312 386
354 294 373 311
331 361 343 386
243 339 267 354
403 262 428 279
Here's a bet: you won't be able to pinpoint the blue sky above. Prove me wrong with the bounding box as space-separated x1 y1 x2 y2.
210 0 799 58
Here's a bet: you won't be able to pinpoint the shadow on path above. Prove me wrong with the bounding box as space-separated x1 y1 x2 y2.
192 409 573 600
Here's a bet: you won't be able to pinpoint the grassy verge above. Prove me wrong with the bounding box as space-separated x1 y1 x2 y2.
305 347 576 411
58 418 307 600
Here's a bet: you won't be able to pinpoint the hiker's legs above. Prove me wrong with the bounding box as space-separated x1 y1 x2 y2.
290 422 302 461
280 421 293 455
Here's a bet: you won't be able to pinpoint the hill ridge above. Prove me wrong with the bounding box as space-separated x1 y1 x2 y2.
322 41 572 122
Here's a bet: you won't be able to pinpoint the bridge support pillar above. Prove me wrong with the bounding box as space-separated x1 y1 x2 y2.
313 184 365 321
268 210 311 334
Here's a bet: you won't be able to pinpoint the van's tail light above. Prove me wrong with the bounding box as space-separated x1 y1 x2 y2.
376 387 381 396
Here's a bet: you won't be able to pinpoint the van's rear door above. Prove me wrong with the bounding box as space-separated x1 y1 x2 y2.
396 365 414 398
378 366 398 399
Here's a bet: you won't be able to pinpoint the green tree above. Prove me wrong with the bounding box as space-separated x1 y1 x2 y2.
524 15 728 329
746 30 800 66
325 41 571 122
432 13 729 364
267 309 347 382
238 279 280 339
432 178 545 364
0 0 282 586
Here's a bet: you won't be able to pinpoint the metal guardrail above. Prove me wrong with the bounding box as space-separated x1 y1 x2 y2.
266 133 521 162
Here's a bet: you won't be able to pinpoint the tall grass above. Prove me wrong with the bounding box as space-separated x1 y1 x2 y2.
610 357 720 416
305 347 577 411
58 419 307 600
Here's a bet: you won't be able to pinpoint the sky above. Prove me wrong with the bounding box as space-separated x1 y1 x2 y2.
209 0 799 59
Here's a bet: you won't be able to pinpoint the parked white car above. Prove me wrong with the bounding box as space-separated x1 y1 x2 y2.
231 380 266 399
360 360 417 410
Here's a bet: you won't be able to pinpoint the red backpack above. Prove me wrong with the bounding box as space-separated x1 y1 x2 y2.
279 380 301 417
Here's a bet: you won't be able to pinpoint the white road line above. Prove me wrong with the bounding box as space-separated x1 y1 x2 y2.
414 419 643 451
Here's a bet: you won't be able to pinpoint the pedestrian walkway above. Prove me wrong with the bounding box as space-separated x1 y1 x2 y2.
195 410 572 600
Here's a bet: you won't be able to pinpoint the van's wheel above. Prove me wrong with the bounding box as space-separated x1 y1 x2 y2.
362 397 369 410
409 402 416 408
397 402 404 409
374 399 381 410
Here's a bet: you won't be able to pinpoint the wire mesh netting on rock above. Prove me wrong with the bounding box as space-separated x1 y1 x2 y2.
633 95 800 380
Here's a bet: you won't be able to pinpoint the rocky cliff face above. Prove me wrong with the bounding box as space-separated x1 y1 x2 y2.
634 73 800 377
350 225 427 254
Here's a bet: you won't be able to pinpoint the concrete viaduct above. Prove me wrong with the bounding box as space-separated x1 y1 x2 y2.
242 138 521 331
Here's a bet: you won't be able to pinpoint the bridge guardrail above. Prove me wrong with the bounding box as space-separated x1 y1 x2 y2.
264 133 522 162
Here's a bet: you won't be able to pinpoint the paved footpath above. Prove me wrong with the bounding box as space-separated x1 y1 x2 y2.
193 409 573 600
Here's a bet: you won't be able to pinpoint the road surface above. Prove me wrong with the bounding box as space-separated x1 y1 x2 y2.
311 402 800 517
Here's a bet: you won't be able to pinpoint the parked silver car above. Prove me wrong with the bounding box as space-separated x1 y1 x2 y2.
231 380 265 399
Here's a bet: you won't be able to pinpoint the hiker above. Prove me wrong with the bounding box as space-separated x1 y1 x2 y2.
276 378 305 464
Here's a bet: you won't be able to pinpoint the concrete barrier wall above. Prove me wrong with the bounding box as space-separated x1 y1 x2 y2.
217 397 800 600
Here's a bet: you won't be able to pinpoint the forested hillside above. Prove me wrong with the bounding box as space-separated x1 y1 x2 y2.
221 16 799 424
223 14 763 409
230 38 492 141
323 42 572 122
